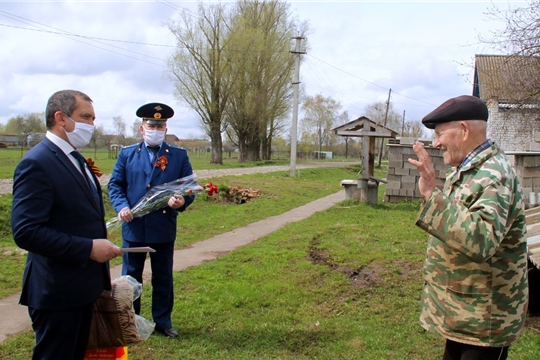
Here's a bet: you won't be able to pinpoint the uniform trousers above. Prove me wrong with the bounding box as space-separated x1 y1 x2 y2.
443 339 509 360
121 240 175 329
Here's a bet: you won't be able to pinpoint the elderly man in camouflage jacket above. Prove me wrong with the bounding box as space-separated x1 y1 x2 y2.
408 95 528 360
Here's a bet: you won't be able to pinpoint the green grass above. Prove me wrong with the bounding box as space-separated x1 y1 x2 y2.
0 166 362 298
0 160 538 359
1 194 538 359
0 147 359 178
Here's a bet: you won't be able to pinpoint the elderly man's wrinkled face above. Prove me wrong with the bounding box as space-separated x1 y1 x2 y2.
432 121 466 167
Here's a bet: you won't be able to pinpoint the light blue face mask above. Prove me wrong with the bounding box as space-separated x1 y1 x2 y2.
143 129 165 146
63 115 94 149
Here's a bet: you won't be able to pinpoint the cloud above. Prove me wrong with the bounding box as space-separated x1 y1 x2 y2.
0 0 508 139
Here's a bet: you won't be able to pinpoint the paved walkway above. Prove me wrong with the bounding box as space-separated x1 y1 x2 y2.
0 190 346 344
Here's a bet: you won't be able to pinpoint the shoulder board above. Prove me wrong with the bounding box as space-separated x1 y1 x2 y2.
122 143 139 149
166 144 187 153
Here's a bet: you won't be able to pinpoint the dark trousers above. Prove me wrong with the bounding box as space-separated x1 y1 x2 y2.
29 302 94 360
122 240 175 329
443 339 509 360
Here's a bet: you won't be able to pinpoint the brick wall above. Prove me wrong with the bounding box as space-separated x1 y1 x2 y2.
510 153 540 208
487 99 540 152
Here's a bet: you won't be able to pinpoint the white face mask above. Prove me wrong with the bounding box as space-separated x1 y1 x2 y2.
143 129 165 146
64 116 94 149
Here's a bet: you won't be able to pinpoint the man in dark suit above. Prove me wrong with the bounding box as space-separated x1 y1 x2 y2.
108 102 195 339
11 89 123 359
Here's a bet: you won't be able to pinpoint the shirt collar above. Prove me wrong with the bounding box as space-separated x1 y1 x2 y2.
457 139 491 172
46 131 75 155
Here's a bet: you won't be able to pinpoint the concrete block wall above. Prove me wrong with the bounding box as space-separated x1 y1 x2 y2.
511 153 540 208
384 144 540 207
384 139 447 203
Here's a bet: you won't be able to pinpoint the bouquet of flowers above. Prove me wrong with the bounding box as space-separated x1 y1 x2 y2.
106 174 218 233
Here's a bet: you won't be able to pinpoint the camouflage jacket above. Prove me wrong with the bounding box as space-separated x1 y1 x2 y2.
416 142 528 347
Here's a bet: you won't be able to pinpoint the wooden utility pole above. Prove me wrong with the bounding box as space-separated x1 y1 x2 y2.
377 88 392 167
289 36 305 177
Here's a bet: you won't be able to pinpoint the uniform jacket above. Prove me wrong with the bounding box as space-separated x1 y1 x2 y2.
11 136 110 310
108 142 195 244
416 142 528 347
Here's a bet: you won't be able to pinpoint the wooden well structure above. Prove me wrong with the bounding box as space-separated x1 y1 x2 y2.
333 116 397 204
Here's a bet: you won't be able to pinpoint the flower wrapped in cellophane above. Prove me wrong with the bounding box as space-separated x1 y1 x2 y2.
106 174 217 233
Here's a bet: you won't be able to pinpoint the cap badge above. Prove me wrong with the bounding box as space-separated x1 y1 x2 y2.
154 112 162 119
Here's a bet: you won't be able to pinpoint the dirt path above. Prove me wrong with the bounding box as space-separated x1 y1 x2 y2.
0 162 359 194
0 162 356 344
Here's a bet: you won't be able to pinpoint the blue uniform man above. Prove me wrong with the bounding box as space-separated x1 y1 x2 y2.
108 102 195 338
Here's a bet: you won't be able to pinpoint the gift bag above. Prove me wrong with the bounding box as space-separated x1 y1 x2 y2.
87 276 145 350
84 347 128 359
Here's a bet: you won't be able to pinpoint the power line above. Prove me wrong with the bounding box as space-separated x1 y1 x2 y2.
1 7 437 111
0 22 174 48
0 12 167 67
307 53 436 107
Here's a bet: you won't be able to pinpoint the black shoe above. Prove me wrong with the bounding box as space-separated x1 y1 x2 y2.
155 327 179 338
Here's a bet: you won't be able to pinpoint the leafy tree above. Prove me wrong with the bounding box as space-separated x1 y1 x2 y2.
224 0 302 162
300 94 346 155
5 113 45 135
168 2 233 165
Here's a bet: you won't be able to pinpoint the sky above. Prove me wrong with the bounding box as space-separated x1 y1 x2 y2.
0 0 526 139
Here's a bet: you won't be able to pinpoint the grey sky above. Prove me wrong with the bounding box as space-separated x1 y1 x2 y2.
0 0 518 139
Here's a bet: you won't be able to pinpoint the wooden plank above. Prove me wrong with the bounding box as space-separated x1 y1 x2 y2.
522 167 540 177
529 236 540 246
530 255 540 269
528 234 540 270
530 247 540 255
527 223 540 237
526 212 540 225
525 205 540 217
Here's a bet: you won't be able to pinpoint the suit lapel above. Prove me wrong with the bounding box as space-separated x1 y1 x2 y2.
42 138 103 215
88 170 105 216
139 144 153 179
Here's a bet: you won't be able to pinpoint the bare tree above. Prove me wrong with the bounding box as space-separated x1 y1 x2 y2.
89 124 105 157
478 1 540 146
112 116 126 146
131 119 142 139
168 2 234 165
403 119 425 138
479 1 540 103
363 101 402 165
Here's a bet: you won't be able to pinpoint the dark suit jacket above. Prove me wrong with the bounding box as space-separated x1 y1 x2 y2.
108 142 195 244
11 136 110 310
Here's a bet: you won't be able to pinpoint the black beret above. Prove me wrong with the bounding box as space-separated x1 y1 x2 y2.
422 95 488 129
136 103 174 125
